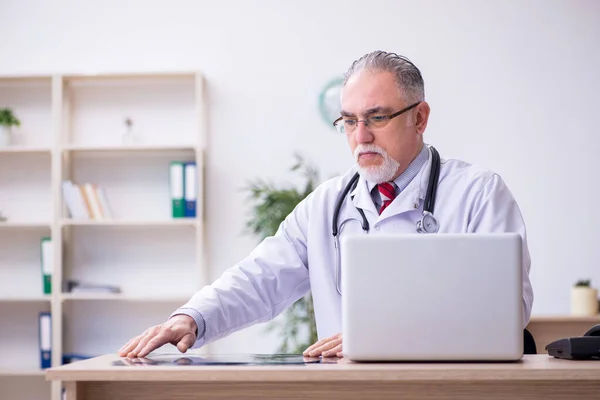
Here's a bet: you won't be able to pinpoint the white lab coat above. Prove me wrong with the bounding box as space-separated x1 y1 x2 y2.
180 146 533 348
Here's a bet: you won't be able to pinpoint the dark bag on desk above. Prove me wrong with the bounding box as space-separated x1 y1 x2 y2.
546 324 600 360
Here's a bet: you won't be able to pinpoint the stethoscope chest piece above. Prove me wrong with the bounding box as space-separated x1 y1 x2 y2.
416 210 439 234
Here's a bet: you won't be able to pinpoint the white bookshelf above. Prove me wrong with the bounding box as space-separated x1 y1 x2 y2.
0 222 52 229
0 375 50 400
0 302 51 373
0 146 52 154
0 368 47 376
60 218 198 227
0 296 51 302
0 71 208 400
60 293 193 302
63 144 196 152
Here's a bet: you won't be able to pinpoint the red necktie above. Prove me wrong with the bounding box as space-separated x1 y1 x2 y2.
377 182 396 214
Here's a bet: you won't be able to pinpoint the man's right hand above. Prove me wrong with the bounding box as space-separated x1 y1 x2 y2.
117 314 198 359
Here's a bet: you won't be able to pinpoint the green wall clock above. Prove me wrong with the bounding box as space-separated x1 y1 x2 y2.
318 77 344 129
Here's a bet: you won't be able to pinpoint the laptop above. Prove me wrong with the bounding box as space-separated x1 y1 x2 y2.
340 233 524 362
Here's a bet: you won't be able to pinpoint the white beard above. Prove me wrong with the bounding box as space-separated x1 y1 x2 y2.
354 144 400 184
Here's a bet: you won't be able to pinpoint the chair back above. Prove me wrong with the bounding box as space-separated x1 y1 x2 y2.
524 328 537 354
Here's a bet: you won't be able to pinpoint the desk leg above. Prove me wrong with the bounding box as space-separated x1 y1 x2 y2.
65 382 85 400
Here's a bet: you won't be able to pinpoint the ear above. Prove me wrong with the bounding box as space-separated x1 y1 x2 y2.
414 101 431 135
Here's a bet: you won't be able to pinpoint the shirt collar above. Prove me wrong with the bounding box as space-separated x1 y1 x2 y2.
365 143 429 195
348 144 434 216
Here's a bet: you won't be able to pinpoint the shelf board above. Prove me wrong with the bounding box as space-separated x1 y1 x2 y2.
61 293 191 302
0 146 52 154
0 74 53 82
63 71 197 80
529 315 600 323
0 368 46 377
0 221 51 229
61 219 197 227
0 295 51 302
62 144 197 152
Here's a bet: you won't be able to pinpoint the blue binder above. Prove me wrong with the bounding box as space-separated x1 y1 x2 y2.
184 162 197 218
39 312 52 369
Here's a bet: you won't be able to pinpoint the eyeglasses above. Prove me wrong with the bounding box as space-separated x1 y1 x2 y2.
332 102 421 134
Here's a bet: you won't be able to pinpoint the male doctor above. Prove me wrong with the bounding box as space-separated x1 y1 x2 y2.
119 51 533 359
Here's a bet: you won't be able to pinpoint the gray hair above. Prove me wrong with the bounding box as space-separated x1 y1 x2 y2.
343 51 425 103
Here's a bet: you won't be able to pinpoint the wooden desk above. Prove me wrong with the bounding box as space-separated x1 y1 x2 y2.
46 354 600 400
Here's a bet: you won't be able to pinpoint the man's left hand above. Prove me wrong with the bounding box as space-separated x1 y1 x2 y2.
303 333 342 358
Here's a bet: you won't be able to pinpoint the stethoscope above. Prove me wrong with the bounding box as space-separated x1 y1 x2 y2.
332 145 441 295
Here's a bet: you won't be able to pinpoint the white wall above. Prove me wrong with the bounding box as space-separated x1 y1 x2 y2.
1 0 599 353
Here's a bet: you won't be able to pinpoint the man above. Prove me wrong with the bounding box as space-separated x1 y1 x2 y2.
119 51 533 359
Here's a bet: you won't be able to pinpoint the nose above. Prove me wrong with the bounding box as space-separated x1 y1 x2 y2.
354 120 374 144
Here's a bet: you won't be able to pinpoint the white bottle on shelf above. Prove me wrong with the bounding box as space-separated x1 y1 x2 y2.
121 117 136 145
0 125 12 147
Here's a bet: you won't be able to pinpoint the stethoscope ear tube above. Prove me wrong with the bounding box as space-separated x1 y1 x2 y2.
332 171 361 237
423 146 440 216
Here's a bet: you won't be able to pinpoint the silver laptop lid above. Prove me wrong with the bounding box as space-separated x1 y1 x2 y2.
341 233 523 361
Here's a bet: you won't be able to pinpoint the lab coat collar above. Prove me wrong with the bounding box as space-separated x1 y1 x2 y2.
364 143 429 195
348 174 379 217
349 144 434 218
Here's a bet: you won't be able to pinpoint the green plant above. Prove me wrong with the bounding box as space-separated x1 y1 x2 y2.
0 108 21 127
575 280 591 288
244 153 319 354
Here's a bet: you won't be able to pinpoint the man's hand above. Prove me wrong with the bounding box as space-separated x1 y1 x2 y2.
117 314 197 359
302 333 342 358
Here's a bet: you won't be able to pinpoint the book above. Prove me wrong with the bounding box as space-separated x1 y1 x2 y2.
39 312 52 369
170 161 185 218
40 237 52 295
184 161 197 218
62 180 114 220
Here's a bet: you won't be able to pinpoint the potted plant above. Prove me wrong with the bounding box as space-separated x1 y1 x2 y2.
244 154 319 353
0 108 21 147
0 108 21 146
571 279 599 316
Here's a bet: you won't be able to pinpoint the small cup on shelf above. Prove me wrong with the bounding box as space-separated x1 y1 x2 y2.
571 279 599 316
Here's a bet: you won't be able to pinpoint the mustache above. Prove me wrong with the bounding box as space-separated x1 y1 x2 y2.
354 144 385 161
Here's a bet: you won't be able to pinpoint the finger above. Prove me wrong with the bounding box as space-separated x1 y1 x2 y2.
322 343 342 358
336 351 343 358
309 338 342 357
304 335 339 356
176 333 196 353
127 327 161 358
118 335 143 357
126 335 151 358
135 330 175 358
118 337 138 356
308 333 339 349
118 338 131 353
303 334 340 355
303 338 329 355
